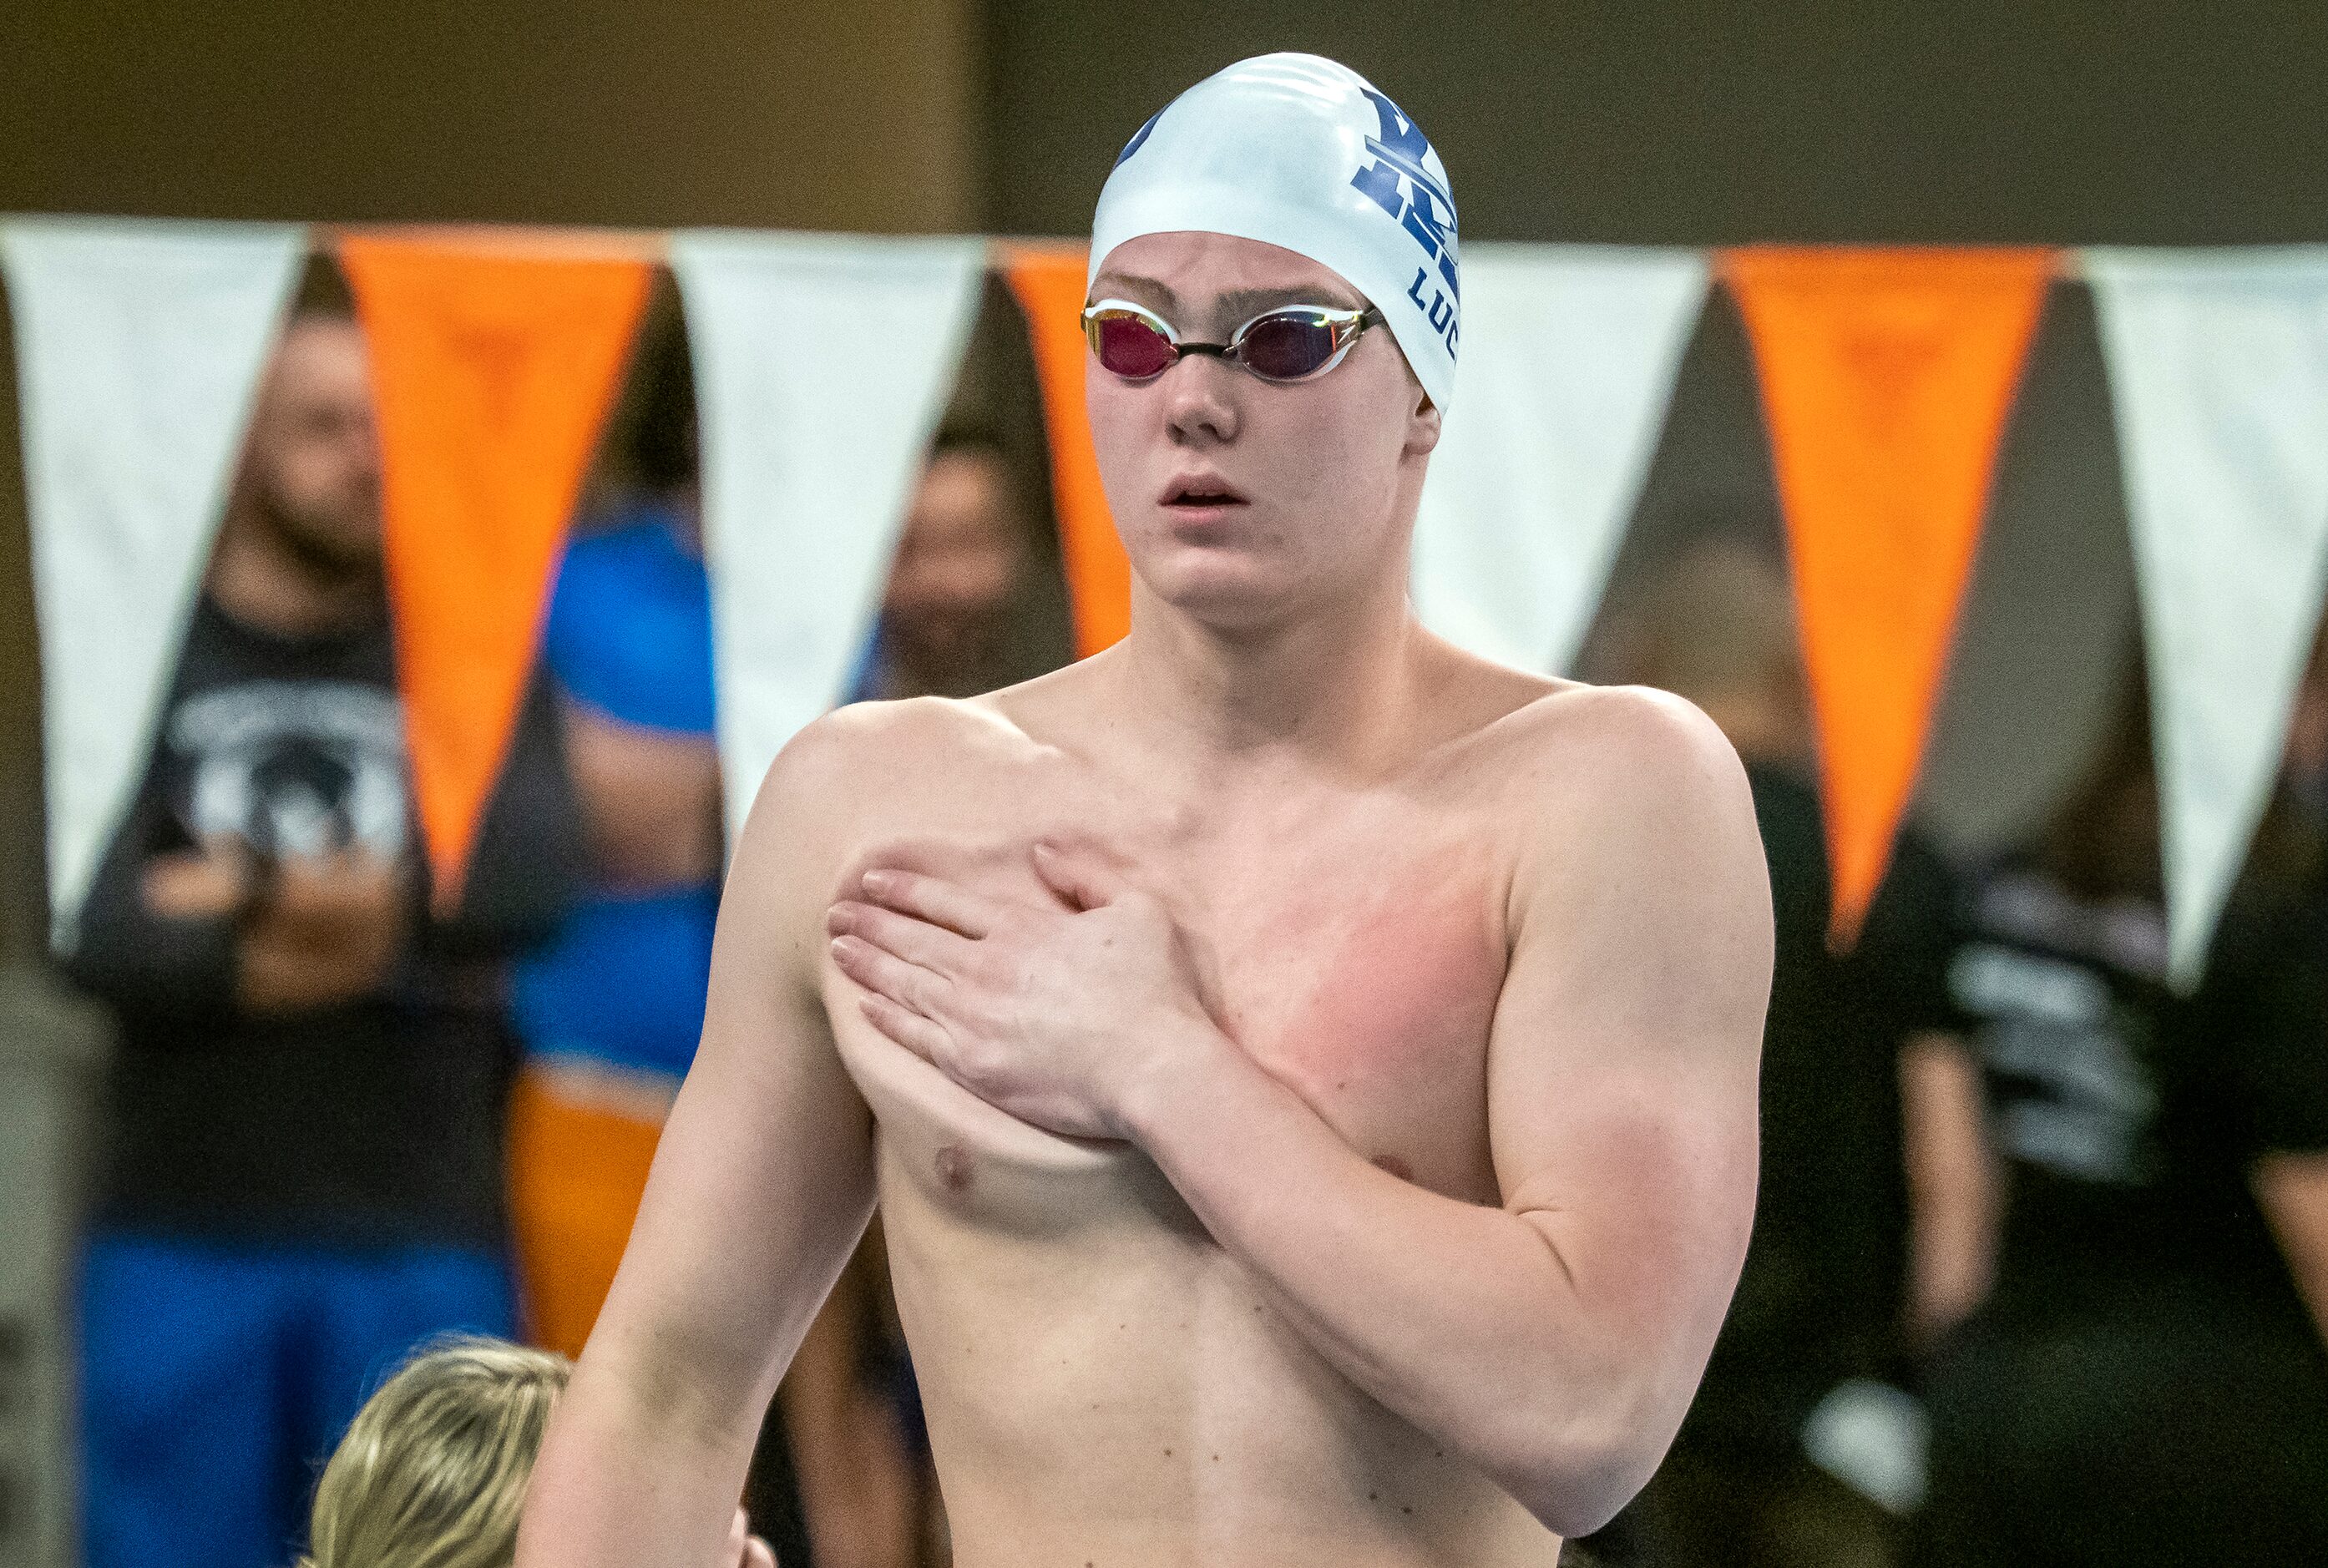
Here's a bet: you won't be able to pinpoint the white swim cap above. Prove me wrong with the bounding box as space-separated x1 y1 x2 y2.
1089 53 1460 411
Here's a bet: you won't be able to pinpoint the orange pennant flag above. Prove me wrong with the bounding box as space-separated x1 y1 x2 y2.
1002 243 1131 657
1721 245 2053 945
337 232 651 908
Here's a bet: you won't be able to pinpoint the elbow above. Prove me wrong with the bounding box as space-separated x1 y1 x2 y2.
1475 1385 1674 1540
1506 1442 1662 1542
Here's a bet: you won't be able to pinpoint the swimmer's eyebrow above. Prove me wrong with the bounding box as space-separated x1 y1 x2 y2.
1091 272 1178 311
1087 276 1368 323
1215 284 1367 317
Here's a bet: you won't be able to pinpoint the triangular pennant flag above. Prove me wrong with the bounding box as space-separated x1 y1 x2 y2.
670 230 984 829
1002 244 1131 658
1412 245 1707 674
1723 245 2053 944
2 216 306 948
2087 246 2328 989
337 232 651 907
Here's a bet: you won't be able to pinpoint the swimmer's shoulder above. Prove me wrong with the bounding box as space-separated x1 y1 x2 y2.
725 699 1030 927
1493 683 1764 921
1419 637 1750 821
750 677 1087 847
755 691 1051 813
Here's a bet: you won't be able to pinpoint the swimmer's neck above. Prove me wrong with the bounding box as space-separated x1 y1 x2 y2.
1098 569 1432 779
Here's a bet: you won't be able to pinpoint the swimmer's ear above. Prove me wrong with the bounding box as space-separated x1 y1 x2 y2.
1032 840 1116 913
1404 370 1442 458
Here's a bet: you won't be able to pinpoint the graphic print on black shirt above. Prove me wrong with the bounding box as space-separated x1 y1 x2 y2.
1951 898 2163 1189
1950 863 2328 1338
1920 862 2328 1563
67 599 582 1250
170 679 409 864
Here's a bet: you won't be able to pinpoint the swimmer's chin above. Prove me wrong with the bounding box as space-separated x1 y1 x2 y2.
1127 557 1311 629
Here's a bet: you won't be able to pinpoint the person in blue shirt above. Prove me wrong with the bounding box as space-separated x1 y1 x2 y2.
505 417 723 1361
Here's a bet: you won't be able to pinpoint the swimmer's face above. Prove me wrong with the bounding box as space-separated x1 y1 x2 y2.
1086 231 1441 630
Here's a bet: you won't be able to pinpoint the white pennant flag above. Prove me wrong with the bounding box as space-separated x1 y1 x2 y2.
671 231 984 829
1412 245 1708 674
2 216 306 948
2088 246 2328 988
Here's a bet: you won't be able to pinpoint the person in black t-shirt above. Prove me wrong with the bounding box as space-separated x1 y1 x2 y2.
1579 539 1971 1568
1914 668 2328 1568
63 298 583 1568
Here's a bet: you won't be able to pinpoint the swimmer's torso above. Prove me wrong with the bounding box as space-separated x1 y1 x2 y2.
812 678 1569 1567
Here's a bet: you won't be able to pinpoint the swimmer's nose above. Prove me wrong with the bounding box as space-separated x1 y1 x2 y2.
1163 352 1241 447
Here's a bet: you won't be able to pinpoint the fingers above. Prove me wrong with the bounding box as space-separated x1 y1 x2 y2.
854 867 1001 938
826 899 979 975
269 847 407 916
139 849 252 919
858 993 952 1064
1031 840 1118 913
721 1505 778 1568
830 933 949 1019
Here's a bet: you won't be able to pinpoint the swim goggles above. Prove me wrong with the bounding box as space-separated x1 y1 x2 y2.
1081 299 1385 384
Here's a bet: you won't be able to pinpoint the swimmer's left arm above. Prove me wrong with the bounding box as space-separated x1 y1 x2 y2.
833 689 1771 1536
1144 692 1766 1535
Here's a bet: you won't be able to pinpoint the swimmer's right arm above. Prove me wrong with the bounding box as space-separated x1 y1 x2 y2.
517 717 879 1568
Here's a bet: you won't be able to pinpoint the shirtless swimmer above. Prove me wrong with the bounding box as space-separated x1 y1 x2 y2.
518 53 1772 1568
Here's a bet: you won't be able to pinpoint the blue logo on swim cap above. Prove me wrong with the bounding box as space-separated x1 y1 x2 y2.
1114 109 1164 169
1349 87 1459 306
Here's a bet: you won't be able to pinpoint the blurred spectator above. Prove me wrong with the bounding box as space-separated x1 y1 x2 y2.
1581 537 1970 1568
305 1338 572 1568
1912 660 2328 1567
301 1335 773 1568
849 273 1076 712
504 301 724 1361
63 287 584 1568
852 427 1054 702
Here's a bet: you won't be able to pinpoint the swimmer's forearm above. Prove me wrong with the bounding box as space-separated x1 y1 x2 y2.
1120 1024 1668 1536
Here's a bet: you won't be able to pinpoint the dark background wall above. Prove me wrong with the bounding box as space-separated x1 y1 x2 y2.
14 1 2320 243
0 0 984 232
986 0 2328 244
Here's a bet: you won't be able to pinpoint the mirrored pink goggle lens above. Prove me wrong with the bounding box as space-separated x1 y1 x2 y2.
1094 315 1177 378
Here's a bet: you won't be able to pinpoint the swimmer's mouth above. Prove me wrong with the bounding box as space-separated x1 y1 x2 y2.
1161 476 1249 510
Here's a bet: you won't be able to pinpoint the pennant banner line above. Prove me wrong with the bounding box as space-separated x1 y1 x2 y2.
10 214 2328 996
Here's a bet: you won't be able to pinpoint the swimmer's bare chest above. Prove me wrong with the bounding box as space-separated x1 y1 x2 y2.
815 714 1563 1565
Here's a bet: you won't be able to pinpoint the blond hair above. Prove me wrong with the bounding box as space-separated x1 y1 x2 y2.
303 1336 571 1568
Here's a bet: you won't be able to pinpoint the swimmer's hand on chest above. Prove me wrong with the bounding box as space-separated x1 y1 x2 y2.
827 840 1226 1141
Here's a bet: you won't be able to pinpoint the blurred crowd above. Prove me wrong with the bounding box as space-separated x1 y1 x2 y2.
53 260 2328 1568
